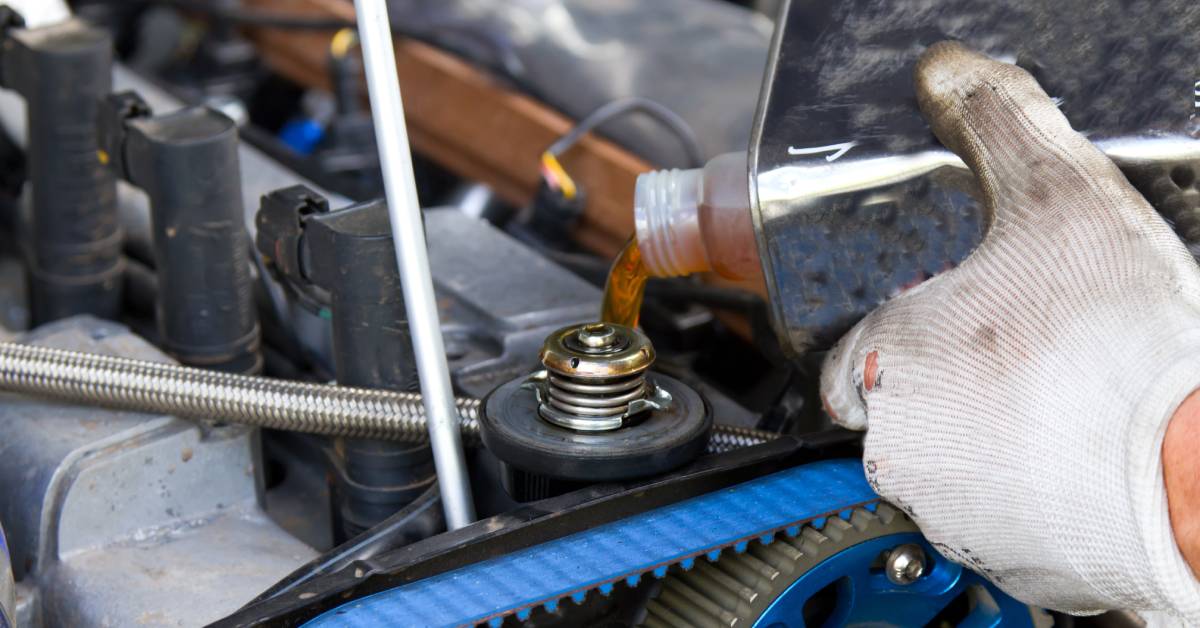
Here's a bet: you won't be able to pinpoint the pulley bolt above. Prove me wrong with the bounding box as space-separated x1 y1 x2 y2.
885 544 926 585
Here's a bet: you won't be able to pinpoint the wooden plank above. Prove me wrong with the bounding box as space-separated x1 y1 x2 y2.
241 0 768 348
243 0 645 258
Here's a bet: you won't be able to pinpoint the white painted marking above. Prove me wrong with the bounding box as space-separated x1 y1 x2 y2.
787 141 858 162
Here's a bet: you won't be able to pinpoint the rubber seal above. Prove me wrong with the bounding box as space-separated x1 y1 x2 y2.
480 372 712 482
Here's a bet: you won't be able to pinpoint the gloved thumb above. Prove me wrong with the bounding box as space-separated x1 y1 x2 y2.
914 41 1145 232
822 40 1143 430
820 318 871 430
819 293 928 430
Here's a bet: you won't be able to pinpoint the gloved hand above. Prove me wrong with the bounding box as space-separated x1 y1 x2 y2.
821 41 1200 621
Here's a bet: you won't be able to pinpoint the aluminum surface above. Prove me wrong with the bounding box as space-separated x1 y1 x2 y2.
0 318 316 627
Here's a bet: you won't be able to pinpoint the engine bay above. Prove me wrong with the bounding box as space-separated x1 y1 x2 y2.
0 1 1195 626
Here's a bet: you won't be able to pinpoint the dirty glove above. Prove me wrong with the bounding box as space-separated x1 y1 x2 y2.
821 41 1200 621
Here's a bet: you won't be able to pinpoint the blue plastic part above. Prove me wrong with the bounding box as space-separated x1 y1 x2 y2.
278 118 326 155
754 532 1035 628
304 460 876 627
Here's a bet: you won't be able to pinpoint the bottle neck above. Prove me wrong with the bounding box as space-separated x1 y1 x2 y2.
634 167 705 277
634 151 758 280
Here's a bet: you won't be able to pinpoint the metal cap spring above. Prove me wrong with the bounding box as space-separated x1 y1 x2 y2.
537 323 656 431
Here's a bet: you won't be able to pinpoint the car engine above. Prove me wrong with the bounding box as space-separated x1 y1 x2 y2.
0 0 1194 626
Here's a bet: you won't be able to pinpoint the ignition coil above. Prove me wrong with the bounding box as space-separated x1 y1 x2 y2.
0 9 123 323
98 91 261 374
257 186 434 538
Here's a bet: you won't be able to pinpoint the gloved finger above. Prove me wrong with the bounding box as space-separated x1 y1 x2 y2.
820 319 868 429
914 41 1148 231
819 285 932 431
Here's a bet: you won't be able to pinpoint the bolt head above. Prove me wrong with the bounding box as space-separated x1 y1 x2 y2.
885 544 926 585
577 323 618 349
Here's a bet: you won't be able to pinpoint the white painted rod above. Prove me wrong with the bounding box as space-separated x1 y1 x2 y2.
352 0 475 529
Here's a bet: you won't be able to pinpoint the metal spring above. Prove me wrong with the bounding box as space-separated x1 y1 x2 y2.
545 372 647 419
0 342 774 454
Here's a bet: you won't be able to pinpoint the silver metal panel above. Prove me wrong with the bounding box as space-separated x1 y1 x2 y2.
42 509 312 627
0 317 316 627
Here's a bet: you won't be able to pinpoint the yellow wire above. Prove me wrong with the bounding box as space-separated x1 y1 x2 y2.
330 28 358 59
540 152 578 200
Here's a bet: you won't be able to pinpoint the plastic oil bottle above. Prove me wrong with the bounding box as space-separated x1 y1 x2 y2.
601 152 760 328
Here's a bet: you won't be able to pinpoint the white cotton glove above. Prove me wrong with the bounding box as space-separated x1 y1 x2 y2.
820 41 1200 621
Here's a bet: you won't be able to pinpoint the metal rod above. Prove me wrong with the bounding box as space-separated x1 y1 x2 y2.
351 0 475 529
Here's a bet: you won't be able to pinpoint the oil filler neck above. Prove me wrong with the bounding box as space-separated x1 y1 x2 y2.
480 322 712 501
533 323 670 432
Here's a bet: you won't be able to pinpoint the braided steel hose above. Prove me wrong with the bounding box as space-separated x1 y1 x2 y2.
0 342 775 451
0 342 480 442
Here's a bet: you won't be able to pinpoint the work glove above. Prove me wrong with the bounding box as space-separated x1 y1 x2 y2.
821 41 1200 622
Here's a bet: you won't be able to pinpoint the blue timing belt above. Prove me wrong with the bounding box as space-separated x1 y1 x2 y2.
306 459 878 627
